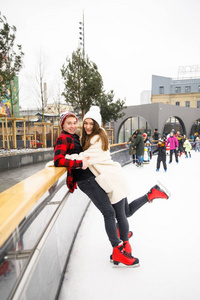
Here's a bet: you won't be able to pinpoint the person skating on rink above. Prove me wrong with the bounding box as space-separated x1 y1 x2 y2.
53 110 138 267
54 107 170 267
143 133 152 161
176 131 184 157
153 138 167 172
194 137 200 152
166 131 179 164
152 128 159 141
183 137 192 158
131 129 144 167
128 131 137 164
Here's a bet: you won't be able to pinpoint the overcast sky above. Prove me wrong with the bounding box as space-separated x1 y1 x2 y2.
1 0 200 109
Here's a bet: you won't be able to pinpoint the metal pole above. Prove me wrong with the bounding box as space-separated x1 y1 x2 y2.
82 11 85 59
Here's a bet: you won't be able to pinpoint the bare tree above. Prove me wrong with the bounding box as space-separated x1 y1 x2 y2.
52 79 62 123
30 50 48 121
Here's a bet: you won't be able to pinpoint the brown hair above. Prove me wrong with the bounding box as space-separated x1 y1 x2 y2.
81 120 109 151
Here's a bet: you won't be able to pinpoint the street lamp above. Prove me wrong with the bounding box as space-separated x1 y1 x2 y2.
79 13 85 59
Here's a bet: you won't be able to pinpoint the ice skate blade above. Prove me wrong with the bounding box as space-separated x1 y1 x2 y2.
157 180 171 198
112 261 140 268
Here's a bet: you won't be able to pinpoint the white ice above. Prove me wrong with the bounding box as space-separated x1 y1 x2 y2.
59 151 200 300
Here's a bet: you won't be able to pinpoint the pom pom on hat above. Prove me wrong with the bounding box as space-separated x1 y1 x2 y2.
60 111 78 128
83 106 102 127
143 133 147 137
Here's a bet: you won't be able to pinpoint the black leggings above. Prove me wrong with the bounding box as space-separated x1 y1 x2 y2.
170 149 178 162
78 177 149 247
113 195 149 240
124 195 148 217
157 157 167 170
78 177 122 247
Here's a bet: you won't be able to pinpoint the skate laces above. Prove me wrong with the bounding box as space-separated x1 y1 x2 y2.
117 240 124 250
123 250 133 259
116 244 132 258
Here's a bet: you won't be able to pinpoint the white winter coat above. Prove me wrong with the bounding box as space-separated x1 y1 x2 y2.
183 139 191 152
65 135 131 204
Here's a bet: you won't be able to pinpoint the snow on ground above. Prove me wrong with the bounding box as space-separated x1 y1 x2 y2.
0 148 53 157
59 151 200 300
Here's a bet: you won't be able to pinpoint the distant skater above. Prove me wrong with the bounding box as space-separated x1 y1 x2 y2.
153 138 167 172
183 137 192 158
166 131 179 164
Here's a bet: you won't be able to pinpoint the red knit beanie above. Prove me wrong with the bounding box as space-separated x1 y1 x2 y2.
60 111 78 128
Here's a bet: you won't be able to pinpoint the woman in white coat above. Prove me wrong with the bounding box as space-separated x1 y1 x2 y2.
53 110 139 267
64 106 169 263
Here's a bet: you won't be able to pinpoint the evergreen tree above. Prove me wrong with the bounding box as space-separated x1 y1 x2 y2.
61 48 126 124
0 13 24 116
61 48 103 119
95 90 126 127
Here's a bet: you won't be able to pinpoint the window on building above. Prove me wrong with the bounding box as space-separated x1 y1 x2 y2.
118 116 151 143
185 101 190 107
185 86 191 93
197 101 200 108
175 86 181 93
159 86 164 94
163 117 185 135
176 102 180 106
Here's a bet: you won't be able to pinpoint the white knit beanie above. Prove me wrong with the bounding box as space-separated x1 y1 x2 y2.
83 106 102 127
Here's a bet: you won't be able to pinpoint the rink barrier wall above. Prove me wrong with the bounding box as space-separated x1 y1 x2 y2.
0 148 54 172
0 143 131 300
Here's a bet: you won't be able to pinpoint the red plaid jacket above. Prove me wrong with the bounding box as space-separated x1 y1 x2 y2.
54 131 83 192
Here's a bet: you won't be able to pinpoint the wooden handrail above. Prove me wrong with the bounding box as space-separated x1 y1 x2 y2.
0 167 66 248
110 142 127 147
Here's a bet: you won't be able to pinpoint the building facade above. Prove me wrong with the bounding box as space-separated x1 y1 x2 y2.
113 103 200 143
140 90 151 104
151 75 200 108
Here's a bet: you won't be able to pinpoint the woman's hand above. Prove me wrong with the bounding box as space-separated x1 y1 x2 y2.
82 157 90 170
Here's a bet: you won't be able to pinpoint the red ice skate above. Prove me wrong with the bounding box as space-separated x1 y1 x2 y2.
110 240 132 262
147 183 170 202
112 242 139 267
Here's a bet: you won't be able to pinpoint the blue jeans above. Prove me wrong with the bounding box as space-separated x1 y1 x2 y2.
137 155 143 164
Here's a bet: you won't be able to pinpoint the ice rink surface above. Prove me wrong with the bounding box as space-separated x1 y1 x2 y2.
59 151 200 300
